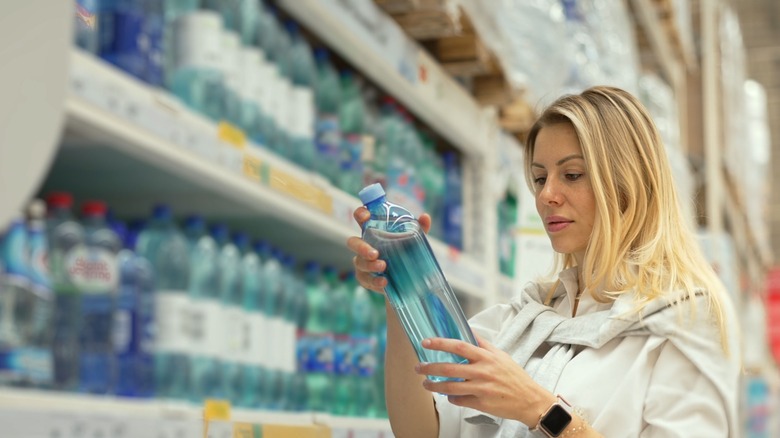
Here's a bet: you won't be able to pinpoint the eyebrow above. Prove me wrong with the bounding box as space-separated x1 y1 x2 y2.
530 154 585 168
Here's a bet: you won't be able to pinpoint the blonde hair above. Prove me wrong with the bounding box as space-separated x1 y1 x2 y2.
524 86 730 349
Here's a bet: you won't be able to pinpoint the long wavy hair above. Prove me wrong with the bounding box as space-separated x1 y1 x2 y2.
524 86 729 349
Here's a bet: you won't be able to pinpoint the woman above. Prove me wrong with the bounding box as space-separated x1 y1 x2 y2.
347 86 740 437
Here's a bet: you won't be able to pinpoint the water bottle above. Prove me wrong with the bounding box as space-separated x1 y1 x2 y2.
329 269 353 415
0 217 37 387
349 273 378 417
442 152 464 250
282 255 306 411
217 30 243 126
78 201 121 395
136 204 190 399
239 240 267 408
98 0 146 80
237 48 266 145
184 215 221 401
170 11 225 121
113 221 155 397
74 0 100 53
261 248 285 410
313 48 342 182
46 193 85 391
211 225 242 403
301 261 334 412
358 183 476 381
203 0 258 45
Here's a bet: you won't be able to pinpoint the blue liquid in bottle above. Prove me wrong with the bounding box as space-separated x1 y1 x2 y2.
358 183 476 382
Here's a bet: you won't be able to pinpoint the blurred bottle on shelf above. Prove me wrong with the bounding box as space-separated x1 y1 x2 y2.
77 201 121 395
240 240 269 409
285 21 317 171
211 224 243 403
136 204 190 399
74 0 100 53
349 274 378 418
46 193 86 392
329 269 353 416
301 261 334 412
112 221 155 398
170 11 226 121
313 48 343 183
282 255 306 411
261 248 285 410
184 215 221 401
442 152 464 250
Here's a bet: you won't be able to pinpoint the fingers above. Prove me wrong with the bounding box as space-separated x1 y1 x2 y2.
475 334 501 354
346 236 379 261
419 213 432 234
353 206 370 225
422 337 484 362
355 267 388 292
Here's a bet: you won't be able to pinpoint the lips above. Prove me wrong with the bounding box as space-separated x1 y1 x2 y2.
545 216 573 232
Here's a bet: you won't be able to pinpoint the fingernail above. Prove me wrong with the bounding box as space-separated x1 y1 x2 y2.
422 338 431 347
369 249 379 258
414 363 422 373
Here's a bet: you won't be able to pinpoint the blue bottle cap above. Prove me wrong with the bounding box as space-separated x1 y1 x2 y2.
210 223 229 241
358 183 385 204
152 204 172 220
305 260 320 272
233 232 249 248
253 239 270 254
314 47 329 62
184 214 205 229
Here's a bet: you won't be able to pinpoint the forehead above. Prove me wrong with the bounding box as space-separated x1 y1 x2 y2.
533 123 582 160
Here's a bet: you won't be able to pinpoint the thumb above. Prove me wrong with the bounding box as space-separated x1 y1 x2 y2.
419 213 432 234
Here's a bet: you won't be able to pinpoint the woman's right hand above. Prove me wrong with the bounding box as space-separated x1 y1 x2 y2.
346 206 432 293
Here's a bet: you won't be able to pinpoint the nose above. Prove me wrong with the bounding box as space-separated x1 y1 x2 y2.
538 177 564 206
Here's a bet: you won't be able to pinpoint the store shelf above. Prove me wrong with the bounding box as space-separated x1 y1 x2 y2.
276 0 492 159
47 49 489 301
0 388 389 437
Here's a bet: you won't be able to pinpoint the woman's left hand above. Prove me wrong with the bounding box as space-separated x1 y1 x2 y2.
416 335 557 427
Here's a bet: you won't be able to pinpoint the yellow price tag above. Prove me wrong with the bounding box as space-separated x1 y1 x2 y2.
268 167 333 214
242 152 263 183
218 121 247 150
203 399 231 421
233 423 256 438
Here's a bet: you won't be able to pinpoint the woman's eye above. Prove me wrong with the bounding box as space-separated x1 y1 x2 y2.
533 176 546 186
565 173 583 181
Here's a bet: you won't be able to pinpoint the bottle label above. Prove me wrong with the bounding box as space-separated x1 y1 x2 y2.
190 299 223 358
68 246 118 293
0 347 52 385
303 332 334 374
222 306 248 363
172 14 222 71
352 335 377 377
154 292 191 355
246 312 267 367
268 317 285 371
333 334 353 376
283 320 297 374
112 307 132 354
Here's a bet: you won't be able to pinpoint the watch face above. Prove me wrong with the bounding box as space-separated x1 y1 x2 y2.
541 404 573 436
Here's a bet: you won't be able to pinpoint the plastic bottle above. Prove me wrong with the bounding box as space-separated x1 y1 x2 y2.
46 193 85 391
329 269 353 415
261 248 284 410
78 201 121 395
136 204 190 399
313 48 343 182
358 183 476 380
113 221 155 397
184 216 221 401
282 255 306 411
169 11 225 121
218 30 243 126
211 225 243 403
74 0 100 53
240 240 267 408
142 0 200 88
442 152 464 250
203 0 258 45
301 261 334 412
237 48 265 145
20 201 54 388
349 274 378 418
98 0 147 80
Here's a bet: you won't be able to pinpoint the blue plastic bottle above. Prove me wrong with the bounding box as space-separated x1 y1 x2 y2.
113 222 155 397
78 201 121 395
239 240 266 408
349 274 378 417
46 193 85 391
136 204 191 399
282 255 306 411
358 183 476 380
98 0 146 80
184 216 221 401
313 48 342 182
329 269 353 416
442 152 464 250
261 248 285 410
0 218 33 386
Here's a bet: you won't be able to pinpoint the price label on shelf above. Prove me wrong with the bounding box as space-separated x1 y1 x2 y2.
242 150 263 183
218 122 247 150
267 167 333 214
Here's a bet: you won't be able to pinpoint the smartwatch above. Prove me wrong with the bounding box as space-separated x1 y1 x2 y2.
530 395 573 437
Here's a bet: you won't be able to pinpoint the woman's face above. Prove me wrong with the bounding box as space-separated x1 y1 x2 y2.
531 123 596 265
